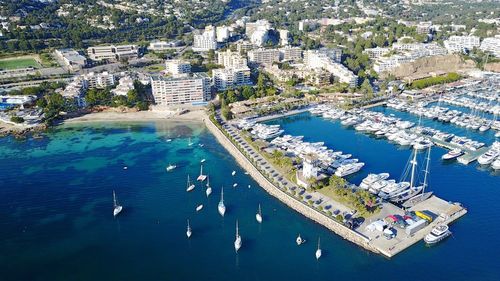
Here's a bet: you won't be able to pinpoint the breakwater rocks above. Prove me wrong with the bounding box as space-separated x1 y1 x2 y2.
203 116 382 256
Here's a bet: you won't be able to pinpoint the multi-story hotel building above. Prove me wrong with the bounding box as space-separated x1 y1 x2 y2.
150 73 211 105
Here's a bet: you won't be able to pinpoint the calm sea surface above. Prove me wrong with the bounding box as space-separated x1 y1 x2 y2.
0 116 498 280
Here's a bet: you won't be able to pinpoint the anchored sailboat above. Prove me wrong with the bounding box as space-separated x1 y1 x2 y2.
218 186 226 217
315 237 322 260
113 190 123 217
205 175 212 197
256 204 262 223
186 175 195 192
186 219 192 238
234 220 242 252
197 164 207 181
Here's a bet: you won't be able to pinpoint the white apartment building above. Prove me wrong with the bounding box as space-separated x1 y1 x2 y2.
480 35 500 58
279 29 290 46
304 50 358 87
216 25 230 43
83 72 115 89
193 25 217 52
216 50 248 68
248 48 280 65
87 45 138 61
212 66 252 91
237 40 254 54
111 76 135 96
165 60 191 76
298 19 318 32
373 43 447 73
364 47 390 59
61 77 88 107
54 48 86 71
444 35 480 53
279 46 303 61
150 73 211 105
245 20 271 37
148 40 182 51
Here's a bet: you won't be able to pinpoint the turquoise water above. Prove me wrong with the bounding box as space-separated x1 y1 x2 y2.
0 120 499 280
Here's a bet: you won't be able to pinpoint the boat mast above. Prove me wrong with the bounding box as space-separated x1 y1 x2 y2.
317 237 321 250
221 186 224 202
258 204 261 215
200 164 203 176
207 175 210 187
113 191 117 207
409 148 418 189
422 146 431 194
236 220 239 238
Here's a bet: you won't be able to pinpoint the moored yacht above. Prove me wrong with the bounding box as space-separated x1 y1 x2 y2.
424 224 451 245
166 164 176 172
442 149 463 160
205 175 212 197
478 150 499 165
315 237 322 260
296 234 305 245
359 173 390 189
334 162 365 177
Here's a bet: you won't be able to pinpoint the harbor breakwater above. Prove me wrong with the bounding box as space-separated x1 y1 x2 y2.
202 114 383 257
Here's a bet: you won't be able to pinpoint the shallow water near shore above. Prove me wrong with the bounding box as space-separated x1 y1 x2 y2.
0 119 499 280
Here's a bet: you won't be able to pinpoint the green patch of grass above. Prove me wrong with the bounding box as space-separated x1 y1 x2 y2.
0 57 40 70
145 64 166 72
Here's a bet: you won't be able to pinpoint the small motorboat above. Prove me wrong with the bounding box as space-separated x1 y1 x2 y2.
296 234 305 245
196 204 204 212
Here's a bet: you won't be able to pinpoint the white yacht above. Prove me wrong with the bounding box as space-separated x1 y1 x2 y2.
234 220 242 252
441 149 463 160
315 237 322 260
113 190 123 217
218 187 226 217
196 204 203 212
186 175 195 192
188 137 194 146
166 164 176 172
256 204 263 223
200 159 206 163
231 170 236 176
359 173 390 189
205 175 212 197
369 179 395 194
334 162 364 177
478 150 499 165
186 219 192 238
424 224 451 245
296 234 305 245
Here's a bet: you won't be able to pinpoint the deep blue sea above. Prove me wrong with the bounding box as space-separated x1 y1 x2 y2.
0 117 499 281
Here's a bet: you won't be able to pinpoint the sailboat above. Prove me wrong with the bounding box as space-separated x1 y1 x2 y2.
234 220 242 252
401 147 434 207
218 187 226 217
255 204 262 223
296 234 305 245
197 164 207 181
166 163 177 172
315 237 322 260
188 137 194 146
186 175 195 192
186 219 192 238
205 175 212 197
113 190 123 217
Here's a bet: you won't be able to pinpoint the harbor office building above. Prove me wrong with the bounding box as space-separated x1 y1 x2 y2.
150 73 211 105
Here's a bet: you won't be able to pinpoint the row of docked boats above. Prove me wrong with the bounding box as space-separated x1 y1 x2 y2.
386 98 500 133
477 142 500 170
441 95 500 115
270 134 364 177
310 104 487 157
242 122 284 140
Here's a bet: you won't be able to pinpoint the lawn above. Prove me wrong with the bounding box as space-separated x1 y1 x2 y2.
0 57 41 70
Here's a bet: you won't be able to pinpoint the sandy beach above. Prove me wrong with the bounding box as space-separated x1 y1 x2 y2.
63 108 207 124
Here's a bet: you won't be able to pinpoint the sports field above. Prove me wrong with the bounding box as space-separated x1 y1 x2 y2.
0 57 41 70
